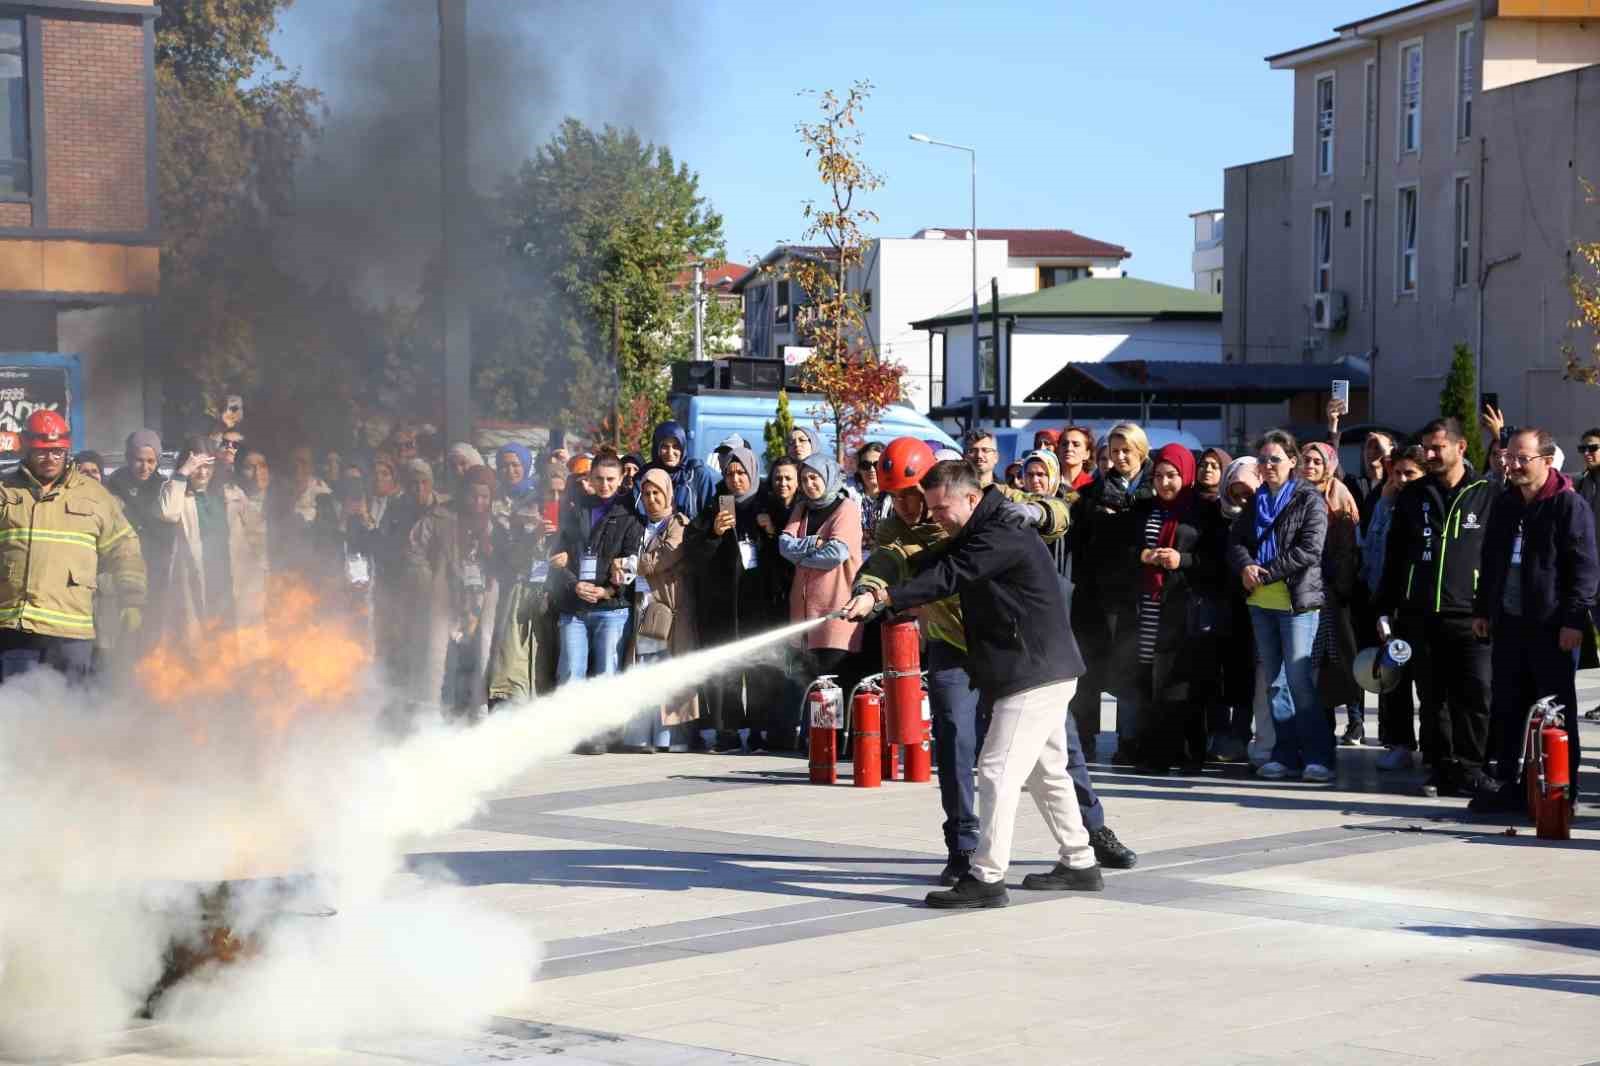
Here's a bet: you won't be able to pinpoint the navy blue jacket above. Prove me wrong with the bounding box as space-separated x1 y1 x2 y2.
889 485 1085 701
1473 470 1599 632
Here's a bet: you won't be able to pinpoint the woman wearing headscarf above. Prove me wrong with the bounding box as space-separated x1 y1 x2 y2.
787 426 821 463
623 467 700 752
1020 448 1070 577
158 436 241 637
780 450 865 723
647 420 718 519
1196 448 1231 503
412 465 502 716
230 447 272 628
493 444 537 520
1125 444 1226 773
688 445 785 751
1226 430 1331 782
1209 457 1266 763
1300 441 1366 746
445 442 485 494
1069 422 1154 763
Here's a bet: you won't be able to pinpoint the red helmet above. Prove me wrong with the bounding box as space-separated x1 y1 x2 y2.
878 437 937 492
22 409 70 451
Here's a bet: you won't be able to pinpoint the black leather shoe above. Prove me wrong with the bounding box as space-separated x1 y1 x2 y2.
925 874 1009 909
938 853 973 886
1020 863 1104 892
1467 781 1525 814
1089 826 1137 869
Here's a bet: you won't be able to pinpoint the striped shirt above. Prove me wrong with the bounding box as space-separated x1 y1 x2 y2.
1137 505 1167 665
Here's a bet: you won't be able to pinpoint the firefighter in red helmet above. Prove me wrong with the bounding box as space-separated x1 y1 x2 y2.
0 409 145 679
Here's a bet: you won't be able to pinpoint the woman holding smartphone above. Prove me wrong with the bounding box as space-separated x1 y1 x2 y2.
780 451 865 723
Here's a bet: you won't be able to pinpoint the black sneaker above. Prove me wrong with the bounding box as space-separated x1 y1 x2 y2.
1462 768 1502 797
938 853 973 887
1020 863 1104 892
1089 826 1137 869
1467 780 1525 814
711 732 743 753
925 874 1009 909
1341 711 1365 747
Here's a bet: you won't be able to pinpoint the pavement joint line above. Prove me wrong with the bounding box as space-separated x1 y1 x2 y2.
539 900 908 963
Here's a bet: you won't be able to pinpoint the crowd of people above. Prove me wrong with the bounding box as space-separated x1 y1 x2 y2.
1 395 1596 903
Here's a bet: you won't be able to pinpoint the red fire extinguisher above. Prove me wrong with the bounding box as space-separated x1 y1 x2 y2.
1521 696 1572 840
804 676 843 785
850 677 883 789
901 681 933 783
882 619 930 784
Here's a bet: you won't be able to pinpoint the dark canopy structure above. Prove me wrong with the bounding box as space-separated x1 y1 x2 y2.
1025 359 1370 405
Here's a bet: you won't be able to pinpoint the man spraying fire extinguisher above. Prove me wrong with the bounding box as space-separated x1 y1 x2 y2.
851 438 1136 889
844 459 1103 910
0 410 146 680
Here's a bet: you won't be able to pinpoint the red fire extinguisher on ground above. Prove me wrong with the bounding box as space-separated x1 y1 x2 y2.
850 675 884 789
881 619 931 783
804 676 844 785
1522 695 1572 841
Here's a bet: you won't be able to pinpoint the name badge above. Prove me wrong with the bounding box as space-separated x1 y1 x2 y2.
345 554 370 585
462 562 485 591
634 574 652 596
579 553 599 581
738 539 759 571
1511 525 1524 566
528 560 549 584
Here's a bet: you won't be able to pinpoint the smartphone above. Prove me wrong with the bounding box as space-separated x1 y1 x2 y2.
542 500 560 525
1330 379 1350 416
1482 391 1499 412
718 494 736 517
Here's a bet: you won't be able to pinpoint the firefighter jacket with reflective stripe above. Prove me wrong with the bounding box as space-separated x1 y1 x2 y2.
0 465 146 639
1376 468 1496 618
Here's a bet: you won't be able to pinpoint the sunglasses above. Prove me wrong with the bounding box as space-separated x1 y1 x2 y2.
217 439 240 451
1582 444 1600 454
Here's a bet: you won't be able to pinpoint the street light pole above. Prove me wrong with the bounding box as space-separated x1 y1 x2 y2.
911 133 979 433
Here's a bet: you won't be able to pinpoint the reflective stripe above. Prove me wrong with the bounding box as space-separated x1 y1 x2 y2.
0 603 94 632
98 524 133 553
0 527 98 551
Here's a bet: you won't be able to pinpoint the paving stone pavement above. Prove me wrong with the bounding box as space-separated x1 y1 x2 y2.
50 676 1600 1065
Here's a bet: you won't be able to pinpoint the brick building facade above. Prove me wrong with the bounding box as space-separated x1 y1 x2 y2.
0 0 158 460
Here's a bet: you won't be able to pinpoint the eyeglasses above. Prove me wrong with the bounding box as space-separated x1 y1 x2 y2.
1506 452 1553 467
225 403 242 414
1582 443 1600 454
217 439 240 451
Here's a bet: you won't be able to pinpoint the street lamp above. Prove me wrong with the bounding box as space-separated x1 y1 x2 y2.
910 132 979 434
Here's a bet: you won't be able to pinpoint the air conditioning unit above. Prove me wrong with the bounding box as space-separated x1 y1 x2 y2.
1312 290 1349 331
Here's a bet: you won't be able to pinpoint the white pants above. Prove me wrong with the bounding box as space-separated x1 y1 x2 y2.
972 679 1095 884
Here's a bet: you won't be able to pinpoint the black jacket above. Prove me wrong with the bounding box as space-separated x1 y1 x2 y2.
1577 469 1600 560
1069 461 1154 613
1376 467 1496 617
890 485 1085 701
686 487 785 641
1225 478 1328 614
553 489 643 614
1127 496 1228 697
1473 472 1599 632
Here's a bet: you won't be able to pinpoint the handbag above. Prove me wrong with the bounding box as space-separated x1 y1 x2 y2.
637 598 675 643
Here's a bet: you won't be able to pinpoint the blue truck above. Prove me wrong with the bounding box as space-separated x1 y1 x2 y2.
669 389 959 465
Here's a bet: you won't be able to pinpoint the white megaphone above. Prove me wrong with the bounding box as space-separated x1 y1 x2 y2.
1354 616 1412 695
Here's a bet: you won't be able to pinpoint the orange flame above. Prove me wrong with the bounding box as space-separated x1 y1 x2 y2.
135 577 372 739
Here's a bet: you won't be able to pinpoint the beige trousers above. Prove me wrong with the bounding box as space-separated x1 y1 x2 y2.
971 678 1095 884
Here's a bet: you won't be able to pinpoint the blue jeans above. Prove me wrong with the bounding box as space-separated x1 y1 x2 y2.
1248 606 1330 771
927 640 981 857
557 609 630 685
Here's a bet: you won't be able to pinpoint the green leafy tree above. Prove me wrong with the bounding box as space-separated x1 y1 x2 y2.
487 120 725 452
153 0 334 430
784 81 904 458
1440 342 1487 473
764 389 796 463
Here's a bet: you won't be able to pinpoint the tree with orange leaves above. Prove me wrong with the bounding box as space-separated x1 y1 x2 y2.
1565 181 1600 385
783 81 904 458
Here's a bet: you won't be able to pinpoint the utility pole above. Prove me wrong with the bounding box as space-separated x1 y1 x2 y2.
693 262 705 361
611 302 622 450
438 0 471 451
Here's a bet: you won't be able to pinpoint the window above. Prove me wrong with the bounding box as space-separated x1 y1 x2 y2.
1360 195 1375 309
978 335 997 393
1397 185 1419 295
1363 59 1377 174
0 18 28 199
1315 73 1335 177
1313 205 1332 296
1399 42 1422 155
1039 266 1085 288
1214 276 1223 295
1456 25 1475 141
1454 176 1472 287
774 280 790 326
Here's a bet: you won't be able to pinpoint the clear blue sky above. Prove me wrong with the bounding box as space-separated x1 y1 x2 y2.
271 1 1391 289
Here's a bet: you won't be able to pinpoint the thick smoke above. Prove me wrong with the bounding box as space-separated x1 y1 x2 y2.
0 617 819 1060
283 0 696 303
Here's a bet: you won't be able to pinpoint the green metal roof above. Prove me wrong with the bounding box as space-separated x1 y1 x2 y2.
909 277 1222 329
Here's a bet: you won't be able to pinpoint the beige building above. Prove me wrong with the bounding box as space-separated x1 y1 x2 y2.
1224 0 1600 453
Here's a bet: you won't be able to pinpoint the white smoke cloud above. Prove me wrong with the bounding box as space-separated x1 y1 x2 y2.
0 618 818 1060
